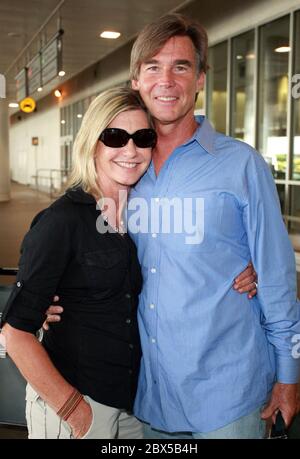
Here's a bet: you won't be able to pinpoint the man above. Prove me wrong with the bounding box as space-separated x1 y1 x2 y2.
128 13 300 439
48 14 299 438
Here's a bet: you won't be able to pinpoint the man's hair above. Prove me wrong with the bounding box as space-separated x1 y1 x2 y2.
68 86 149 197
130 13 208 80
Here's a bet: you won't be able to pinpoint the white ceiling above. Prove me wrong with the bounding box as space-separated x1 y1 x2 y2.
0 0 193 101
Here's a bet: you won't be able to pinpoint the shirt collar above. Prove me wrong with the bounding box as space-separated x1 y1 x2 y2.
143 116 217 182
190 115 216 155
65 187 96 205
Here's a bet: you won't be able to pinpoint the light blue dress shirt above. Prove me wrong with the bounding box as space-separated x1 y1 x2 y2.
129 116 300 433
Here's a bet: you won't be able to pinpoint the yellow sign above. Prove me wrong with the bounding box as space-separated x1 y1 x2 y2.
20 97 36 113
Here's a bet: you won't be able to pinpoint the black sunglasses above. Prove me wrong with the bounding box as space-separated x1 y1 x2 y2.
99 128 157 149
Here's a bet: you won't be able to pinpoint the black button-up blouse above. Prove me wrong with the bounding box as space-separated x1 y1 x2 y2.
2 188 143 411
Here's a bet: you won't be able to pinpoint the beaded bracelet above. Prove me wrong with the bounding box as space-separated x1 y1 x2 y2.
57 388 83 421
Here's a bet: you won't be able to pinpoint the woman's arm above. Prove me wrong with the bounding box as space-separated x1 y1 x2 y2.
2 323 92 438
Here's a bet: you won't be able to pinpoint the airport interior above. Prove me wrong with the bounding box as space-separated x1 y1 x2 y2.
1 0 300 439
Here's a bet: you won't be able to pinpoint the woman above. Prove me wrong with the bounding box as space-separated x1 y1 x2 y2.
1 87 156 439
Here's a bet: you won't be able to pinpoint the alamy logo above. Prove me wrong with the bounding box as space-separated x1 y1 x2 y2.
96 194 205 245
128 197 205 245
0 74 5 99
291 334 300 359
292 74 300 99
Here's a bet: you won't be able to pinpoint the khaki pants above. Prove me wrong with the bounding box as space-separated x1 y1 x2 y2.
25 384 143 439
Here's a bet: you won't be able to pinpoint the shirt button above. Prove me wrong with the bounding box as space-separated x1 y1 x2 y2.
125 293 131 299
150 268 156 274
152 233 157 238
129 344 134 350
151 338 156 344
128 369 133 375
126 318 131 324
149 304 155 309
16 282 22 288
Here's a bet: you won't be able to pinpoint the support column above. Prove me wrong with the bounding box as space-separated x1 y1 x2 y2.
0 95 11 202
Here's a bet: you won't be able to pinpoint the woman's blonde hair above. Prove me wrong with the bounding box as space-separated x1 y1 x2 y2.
68 86 149 197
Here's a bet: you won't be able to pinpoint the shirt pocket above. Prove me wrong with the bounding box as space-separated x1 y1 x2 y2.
82 248 127 290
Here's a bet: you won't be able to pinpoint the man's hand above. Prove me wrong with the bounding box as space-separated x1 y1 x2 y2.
43 296 64 331
261 382 300 427
233 262 257 298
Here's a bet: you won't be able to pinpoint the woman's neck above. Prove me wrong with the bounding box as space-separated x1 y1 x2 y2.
93 182 129 230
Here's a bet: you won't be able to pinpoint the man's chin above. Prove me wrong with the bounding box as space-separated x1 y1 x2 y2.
153 112 179 125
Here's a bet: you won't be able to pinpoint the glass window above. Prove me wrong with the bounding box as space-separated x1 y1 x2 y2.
60 107 66 137
231 31 255 146
258 16 290 179
206 41 227 134
276 183 285 214
195 88 205 114
288 185 300 236
73 100 84 137
65 105 73 137
292 11 300 180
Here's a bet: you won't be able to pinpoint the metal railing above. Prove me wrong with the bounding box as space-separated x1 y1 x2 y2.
32 168 70 198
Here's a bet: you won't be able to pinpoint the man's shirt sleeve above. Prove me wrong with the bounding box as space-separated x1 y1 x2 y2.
242 151 300 383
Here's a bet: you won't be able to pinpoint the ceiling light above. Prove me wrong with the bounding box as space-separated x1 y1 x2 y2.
236 55 243 60
61 120 66 124
275 46 290 53
54 89 62 98
100 31 121 39
246 53 255 60
58 70 66 77
37 87 43 92
9 102 19 108
77 114 83 118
